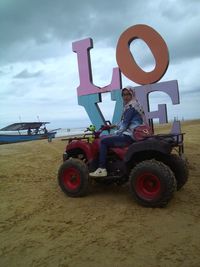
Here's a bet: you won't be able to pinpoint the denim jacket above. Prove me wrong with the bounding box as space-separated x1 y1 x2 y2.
115 105 143 139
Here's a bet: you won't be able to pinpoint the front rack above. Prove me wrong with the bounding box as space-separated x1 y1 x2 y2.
61 133 93 144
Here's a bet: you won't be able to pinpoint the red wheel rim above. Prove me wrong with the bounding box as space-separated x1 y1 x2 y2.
135 172 161 200
62 167 81 191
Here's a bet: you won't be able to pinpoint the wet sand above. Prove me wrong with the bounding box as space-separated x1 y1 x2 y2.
0 120 200 267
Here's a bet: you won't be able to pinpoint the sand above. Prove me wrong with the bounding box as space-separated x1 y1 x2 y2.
0 120 200 267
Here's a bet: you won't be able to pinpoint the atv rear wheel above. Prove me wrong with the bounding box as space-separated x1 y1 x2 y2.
58 158 89 197
129 160 176 207
165 154 189 190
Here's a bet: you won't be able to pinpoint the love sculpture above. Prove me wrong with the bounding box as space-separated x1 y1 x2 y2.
72 24 181 133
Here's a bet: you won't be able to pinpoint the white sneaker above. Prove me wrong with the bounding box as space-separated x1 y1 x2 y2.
89 168 107 177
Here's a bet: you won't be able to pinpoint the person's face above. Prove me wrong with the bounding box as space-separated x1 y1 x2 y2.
122 89 133 104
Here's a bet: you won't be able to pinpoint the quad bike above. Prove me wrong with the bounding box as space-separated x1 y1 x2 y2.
58 122 189 207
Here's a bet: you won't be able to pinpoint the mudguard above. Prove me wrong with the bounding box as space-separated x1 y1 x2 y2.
125 138 172 163
66 139 99 161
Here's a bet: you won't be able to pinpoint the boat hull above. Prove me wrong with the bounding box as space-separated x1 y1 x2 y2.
0 132 56 144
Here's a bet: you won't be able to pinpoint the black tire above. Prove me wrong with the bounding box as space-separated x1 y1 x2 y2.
165 154 189 191
129 160 176 207
58 158 89 197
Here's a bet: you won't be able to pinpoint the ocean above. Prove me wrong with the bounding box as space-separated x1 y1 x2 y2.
55 127 86 138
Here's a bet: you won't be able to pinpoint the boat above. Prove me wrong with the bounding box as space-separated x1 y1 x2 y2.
0 122 57 144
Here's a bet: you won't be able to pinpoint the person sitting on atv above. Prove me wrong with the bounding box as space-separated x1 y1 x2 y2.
89 85 146 177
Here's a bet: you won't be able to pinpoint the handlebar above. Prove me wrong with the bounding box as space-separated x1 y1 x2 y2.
83 122 113 139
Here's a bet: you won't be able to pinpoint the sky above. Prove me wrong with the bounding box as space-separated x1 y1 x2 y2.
0 0 200 130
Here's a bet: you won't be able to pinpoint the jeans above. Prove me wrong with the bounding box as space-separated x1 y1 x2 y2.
99 134 133 168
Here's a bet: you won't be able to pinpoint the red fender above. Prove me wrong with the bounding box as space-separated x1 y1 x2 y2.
66 139 100 161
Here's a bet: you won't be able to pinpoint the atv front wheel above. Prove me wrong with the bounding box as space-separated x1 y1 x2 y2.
58 158 89 197
129 160 176 207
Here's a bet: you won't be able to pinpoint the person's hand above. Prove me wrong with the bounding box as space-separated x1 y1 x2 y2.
114 130 120 135
110 124 117 129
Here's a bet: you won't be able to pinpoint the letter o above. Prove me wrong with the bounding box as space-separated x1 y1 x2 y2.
116 24 169 85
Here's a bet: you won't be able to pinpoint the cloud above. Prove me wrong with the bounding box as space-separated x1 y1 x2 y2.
1 0 199 65
0 0 134 46
180 87 200 96
13 69 43 79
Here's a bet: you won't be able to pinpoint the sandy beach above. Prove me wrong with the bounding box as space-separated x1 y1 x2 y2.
0 120 200 267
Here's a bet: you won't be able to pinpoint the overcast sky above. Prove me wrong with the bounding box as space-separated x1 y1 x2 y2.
0 0 200 129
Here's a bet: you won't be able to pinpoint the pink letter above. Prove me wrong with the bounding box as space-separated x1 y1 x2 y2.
72 38 121 96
